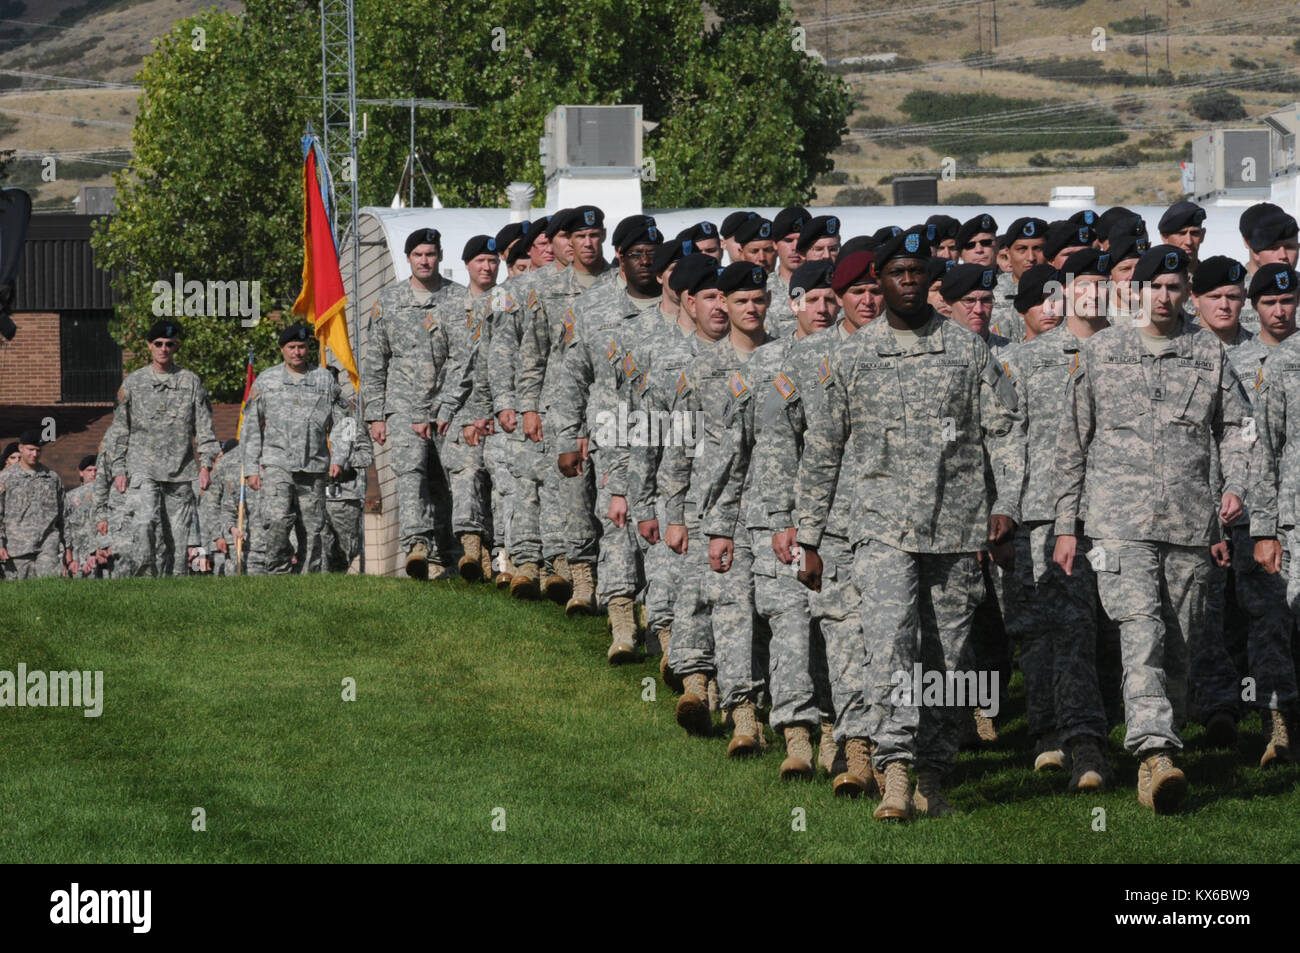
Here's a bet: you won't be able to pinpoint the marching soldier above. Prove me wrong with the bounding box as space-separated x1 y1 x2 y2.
0 430 65 579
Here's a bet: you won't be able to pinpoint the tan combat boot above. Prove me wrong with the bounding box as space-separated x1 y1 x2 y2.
872 761 914 821
480 545 495 583
1261 710 1293 768
494 552 513 591
607 596 638 664
780 726 815 780
707 677 721 714
1068 736 1109 793
541 554 572 604
1034 734 1066 772
973 708 998 743
833 737 876 798
676 674 712 736
509 562 540 599
458 533 484 582
912 768 955 818
1137 751 1187 814
727 701 763 758
565 561 596 616
818 720 844 776
426 559 451 581
405 542 429 580
658 627 685 693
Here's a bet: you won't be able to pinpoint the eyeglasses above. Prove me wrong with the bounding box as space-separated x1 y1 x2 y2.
963 239 994 249
150 340 177 348
623 250 657 261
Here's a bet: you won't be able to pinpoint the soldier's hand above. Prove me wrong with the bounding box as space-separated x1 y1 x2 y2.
497 409 517 433
1219 492 1243 527
369 420 387 445
199 466 211 492
609 495 628 528
475 418 493 437
523 411 543 443
665 523 688 555
411 421 431 440
215 538 228 555
987 514 1015 547
247 474 262 491
329 463 342 480
187 546 198 563
1053 533 1077 576
463 424 479 447
97 546 112 559
708 536 734 573
436 420 450 437
97 520 108 535
772 527 798 564
1254 538 1283 575
638 518 661 545
1210 540 1231 568
558 451 583 477
0 546 9 562
989 538 1015 572
114 474 127 494
797 546 823 592
577 437 589 461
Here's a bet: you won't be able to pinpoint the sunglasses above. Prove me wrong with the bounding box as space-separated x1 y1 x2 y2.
963 239 994 249
150 340 177 348
623 249 657 261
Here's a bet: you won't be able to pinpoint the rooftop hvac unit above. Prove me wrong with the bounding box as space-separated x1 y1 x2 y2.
1190 130 1271 201
1263 104 1299 179
542 105 643 179
891 176 938 206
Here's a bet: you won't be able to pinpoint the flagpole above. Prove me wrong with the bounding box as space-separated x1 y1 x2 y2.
235 346 254 575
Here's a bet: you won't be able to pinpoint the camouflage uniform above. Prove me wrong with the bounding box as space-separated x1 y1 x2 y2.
989 271 1025 344
361 278 471 561
91 426 138 578
0 461 64 579
795 312 1025 774
63 482 97 576
1055 318 1251 756
1003 324 1108 747
109 364 220 576
325 412 373 573
765 272 795 338
438 287 494 545
198 451 241 576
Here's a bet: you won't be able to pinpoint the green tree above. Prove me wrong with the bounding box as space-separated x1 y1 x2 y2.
1188 89 1247 122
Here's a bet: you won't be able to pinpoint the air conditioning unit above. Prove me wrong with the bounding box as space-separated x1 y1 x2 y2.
1191 130 1271 202
542 105 643 179
891 175 938 205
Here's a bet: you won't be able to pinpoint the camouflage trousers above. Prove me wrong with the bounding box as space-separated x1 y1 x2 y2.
123 476 196 576
484 431 513 556
259 467 328 574
1235 524 1299 712
386 412 454 560
752 528 832 733
326 499 364 572
855 540 983 774
810 533 870 743
1005 524 1108 745
1 534 63 579
1092 538 1209 756
439 426 492 538
592 447 641 602
642 500 681 637
541 425 597 563
504 431 544 566
669 526 761 710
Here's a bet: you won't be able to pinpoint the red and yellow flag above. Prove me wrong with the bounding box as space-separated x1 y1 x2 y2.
291 147 359 390
236 349 256 440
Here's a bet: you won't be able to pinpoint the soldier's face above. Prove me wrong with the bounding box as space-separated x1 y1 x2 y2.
1142 272 1188 327
621 243 658 288
880 258 928 316
658 262 680 304
805 237 840 262
18 443 40 468
741 240 776 273
928 279 950 316
1069 274 1107 320
282 340 309 371
1193 286 1244 335
722 237 742 264
775 233 803 271
1256 292 1298 343
408 244 441 280
960 233 996 267
934 239 958 262
839 281 883 330
551 232 573 266
570 228 604 267
1051 245 1087 269
467 253 498 290
1008 238 1045 278
726 289 768 334
79 465 97 484
1023 295 1063 338
148 337 178 368
4 451 18 468
509 258 530 276
949 291 994 337
690 289 729 340
1256 238 1300 268
793 287 838 335
1163 225 1205 264
694 237 721 259
529 232 554 268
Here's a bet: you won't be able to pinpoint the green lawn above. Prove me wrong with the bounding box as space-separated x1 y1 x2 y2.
1 576 1297 863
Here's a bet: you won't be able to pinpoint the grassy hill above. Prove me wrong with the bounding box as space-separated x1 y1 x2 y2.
1 575 1297 863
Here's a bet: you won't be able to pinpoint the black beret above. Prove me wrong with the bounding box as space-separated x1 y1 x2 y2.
924 256 950 285
1095 207 1137 240
872 225 902 245
717 261 768 294
771 206 810 239
220 438 239 455
788 260 835 298
78 454 97 470
1060 247 1112 279
796 215 841 253
1006 217 1049 242
494 221 526 253
956 214 998 248
940 263 997 302
675 221 717 243
669 253 722 295
720 211 756 239
616 222 662 254
515 217 549 257
875 227 932 269
279 323 312 346
1067 209 1099 227
924 215 960 243
506 241 529 267
1043 221 1094 261
545 209 574 237
2 441 17 459
1191 256 1247 295
839 235 878 257
1109 232 1150 263
1158 201 1206 235
735 216 774 246
1238 202 1283 239
613 214 656 250
832 251 878 295
654 240 693 275
461 234 498 261
18 429 43 447
1246 209 1299 252
1132 244 1189 283
569 205 605 232
1249 263 1299 302
404 228 441 255
1014 264 1063 314
147 320 182 341
1106 215 1147 245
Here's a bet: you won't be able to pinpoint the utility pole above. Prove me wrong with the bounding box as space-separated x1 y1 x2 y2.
1143 6 1150 82
992 0 998 49
1165 0 1171 71
823 0 829 62
977 2 983 77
